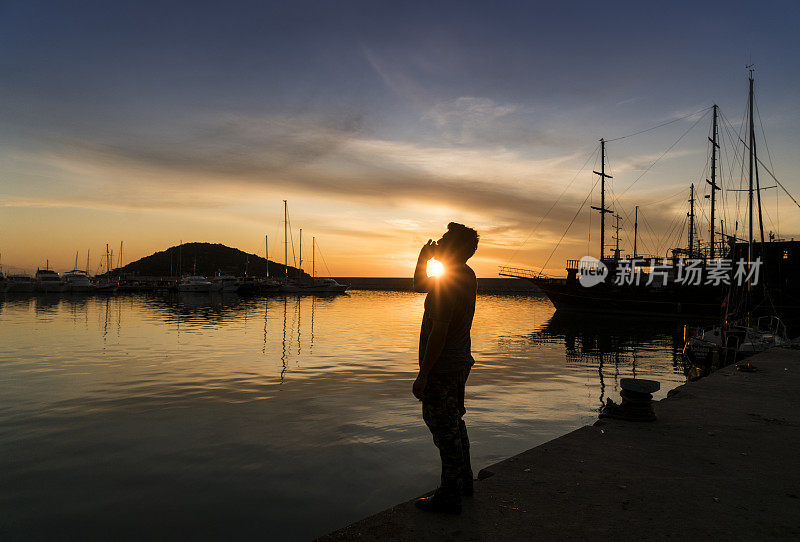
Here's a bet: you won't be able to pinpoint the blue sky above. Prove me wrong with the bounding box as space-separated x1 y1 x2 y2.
1 0 799 275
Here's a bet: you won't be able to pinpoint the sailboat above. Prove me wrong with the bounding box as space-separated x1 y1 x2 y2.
297 237 348 294
178 259 211 292
93 244 119 294
276 202 347 294
683 70 789 370
257 234 280 293
211 274 239 292
277 200 301 293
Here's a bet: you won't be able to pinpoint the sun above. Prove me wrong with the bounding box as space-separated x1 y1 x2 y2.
426 258 445 278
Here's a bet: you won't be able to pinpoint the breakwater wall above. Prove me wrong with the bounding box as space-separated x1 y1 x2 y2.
335 277 540 293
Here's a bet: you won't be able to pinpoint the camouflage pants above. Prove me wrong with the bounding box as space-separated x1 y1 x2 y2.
422 367 472 493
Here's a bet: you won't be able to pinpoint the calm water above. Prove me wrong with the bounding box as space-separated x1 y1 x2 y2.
1 291 687 540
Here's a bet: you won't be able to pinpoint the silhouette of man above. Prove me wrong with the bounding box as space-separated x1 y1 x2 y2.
412 222 479 514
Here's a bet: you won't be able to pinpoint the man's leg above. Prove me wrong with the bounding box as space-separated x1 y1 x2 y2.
418 373 464 513
457 367 473 494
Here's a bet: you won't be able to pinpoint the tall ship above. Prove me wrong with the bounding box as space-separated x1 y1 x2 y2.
501 71 800 323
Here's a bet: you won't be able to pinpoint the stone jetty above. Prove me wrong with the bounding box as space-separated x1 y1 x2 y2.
318 347 800 541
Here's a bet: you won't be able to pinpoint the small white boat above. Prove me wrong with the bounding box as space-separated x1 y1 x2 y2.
35 268 67 293
683 315 788 369
4 274 35 293
178 275 212 293
298 277 348 294
211 275 239 292
63 269 97 293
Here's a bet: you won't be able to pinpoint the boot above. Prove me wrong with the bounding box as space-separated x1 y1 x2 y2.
414 488 462 514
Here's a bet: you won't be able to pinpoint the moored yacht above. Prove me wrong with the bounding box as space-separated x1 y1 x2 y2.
298 277 348 294
35 268 66 293
63 269 97 293
178 275 212 293
4 274 35 293
211 275 239 292
258 277 281 293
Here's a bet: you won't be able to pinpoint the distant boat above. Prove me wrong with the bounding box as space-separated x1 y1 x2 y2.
4 274 35 293
236 276 259 295
211 274 238 292
178 275 212 293
63 269 97 293
278 281 300 293
296 237 348 294
93 280 118 294
35 268 66 293
276 205 348 295
298 277 348 294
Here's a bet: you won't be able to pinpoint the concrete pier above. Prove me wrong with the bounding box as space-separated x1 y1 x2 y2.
318 348 800 541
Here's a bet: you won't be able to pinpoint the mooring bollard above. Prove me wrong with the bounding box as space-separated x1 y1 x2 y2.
599 378 660 422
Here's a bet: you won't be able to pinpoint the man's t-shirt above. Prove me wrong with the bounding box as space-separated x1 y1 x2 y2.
418 264 477 373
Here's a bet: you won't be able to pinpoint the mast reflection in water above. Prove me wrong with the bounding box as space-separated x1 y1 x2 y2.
526 310 686 409
1 291 688 540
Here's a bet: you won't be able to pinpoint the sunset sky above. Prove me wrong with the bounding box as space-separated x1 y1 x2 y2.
1 1 799 277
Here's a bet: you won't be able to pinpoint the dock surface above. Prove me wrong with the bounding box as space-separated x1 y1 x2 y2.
318 348 800 541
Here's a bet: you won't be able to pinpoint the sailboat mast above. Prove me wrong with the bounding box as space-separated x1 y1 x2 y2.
299 228 302 280
600 140 607 259
312 237 315 279
106 244 110 274
591 138 613 260
688 184 695 259
265 235 269 278
707 104 720 259
86 250 90 274
748 70 754 261
74 251 78 270
749 78 765 244
284 200 288 279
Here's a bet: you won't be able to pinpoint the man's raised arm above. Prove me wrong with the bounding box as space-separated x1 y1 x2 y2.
413 240 436 293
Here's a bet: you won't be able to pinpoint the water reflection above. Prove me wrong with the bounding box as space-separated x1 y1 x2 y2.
525 310 687 409
34 293 63 314
0 292 690 540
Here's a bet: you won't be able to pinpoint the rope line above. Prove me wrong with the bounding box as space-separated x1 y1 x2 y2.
503 144 599 266
605 105 712 142
617 108 711 198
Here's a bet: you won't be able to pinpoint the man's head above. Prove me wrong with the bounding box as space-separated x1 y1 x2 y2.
436 223 479 264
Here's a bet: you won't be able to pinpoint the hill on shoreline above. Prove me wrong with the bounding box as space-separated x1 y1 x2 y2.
104 242 308 278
